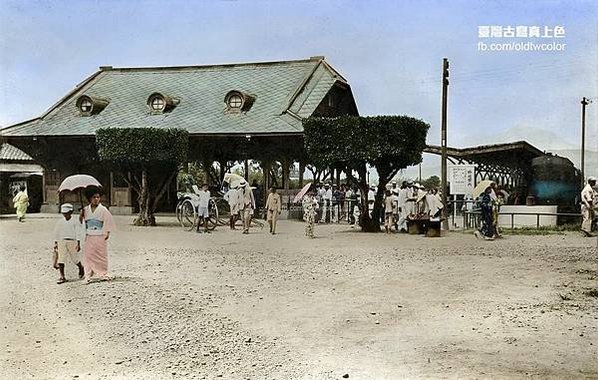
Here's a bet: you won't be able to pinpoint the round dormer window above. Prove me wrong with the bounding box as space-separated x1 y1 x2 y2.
80 98 92 112
150 95 166 111
227 93 243 109
76 95 109 116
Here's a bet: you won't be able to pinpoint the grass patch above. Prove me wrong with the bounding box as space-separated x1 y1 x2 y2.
584 289 598 298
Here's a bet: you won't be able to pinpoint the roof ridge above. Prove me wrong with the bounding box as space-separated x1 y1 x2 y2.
106 57 322 72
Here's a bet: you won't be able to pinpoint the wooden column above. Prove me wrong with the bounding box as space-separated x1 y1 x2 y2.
299 162 305 187
283 159 290 191
203 159 212 185
244 159 249 180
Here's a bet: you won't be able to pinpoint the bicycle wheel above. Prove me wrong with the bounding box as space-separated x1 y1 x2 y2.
215 198 230 226
180 199 197 231
175 199 184 224
207 198 219 231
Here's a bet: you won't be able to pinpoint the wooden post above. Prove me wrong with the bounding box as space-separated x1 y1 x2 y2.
283 159 290 191
244 159 249 181
441 58 449 231
203 159 212 186
299 162 304 187
109 171 114 206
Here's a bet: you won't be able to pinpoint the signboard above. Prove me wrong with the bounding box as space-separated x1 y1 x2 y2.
448 165 475 195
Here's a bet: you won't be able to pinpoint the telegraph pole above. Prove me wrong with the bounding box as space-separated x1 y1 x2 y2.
441 58 449 231
580 97 589 186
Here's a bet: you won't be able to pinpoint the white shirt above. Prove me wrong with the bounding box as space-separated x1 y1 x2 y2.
223 189 239 207
323 189 333 201
398 188 408 207
198 190 210 208
54 216 84 242
581 184 595 207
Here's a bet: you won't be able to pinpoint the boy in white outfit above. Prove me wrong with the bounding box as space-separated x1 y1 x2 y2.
53 203 85 284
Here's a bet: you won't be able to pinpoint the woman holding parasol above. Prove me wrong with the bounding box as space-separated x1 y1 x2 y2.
58 174 115 283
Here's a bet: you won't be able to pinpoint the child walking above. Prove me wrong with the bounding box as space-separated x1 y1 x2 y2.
53 203 85 284
80 188 115 284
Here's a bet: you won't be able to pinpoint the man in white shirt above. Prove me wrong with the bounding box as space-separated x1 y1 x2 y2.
397 181 409 232
368 185 376 217
581 177 596 237
53 203 85 283
196 183 211 233
223 186 240 230
322 184 333 223
239 180 256 234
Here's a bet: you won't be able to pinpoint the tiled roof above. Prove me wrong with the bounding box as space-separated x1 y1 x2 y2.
0 143 34 161
1 57 350 137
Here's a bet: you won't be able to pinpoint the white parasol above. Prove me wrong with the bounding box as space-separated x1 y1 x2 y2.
58 174 102 193
472 180 495 200
293 182 313 203
58 174 103 209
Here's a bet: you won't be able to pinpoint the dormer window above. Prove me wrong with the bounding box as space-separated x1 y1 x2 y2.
227 93 243 109
147 93 179 114
80 98 92 112
76 95 109 116
150 96 165 111
224 90 256 113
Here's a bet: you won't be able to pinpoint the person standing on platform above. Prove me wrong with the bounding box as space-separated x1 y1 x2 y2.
581 176 596 237
266 187 282 234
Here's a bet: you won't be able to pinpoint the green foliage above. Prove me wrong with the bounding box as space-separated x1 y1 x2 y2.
96 127 188 166
304 115 429 173
304 115 430 232
421 175 441 189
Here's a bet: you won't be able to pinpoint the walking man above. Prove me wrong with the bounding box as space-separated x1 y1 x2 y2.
239 180 255 234
12 185 29 222
581 176 596 237
223 186 240 230
266 187 282 234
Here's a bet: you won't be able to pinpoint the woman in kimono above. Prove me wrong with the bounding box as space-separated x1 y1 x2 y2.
80 188 115 283
12 185 29 222
302 189 319 238
474 187 495 240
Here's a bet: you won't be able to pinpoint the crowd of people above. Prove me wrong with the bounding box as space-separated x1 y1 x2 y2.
299 181 445 237
8 175 596 285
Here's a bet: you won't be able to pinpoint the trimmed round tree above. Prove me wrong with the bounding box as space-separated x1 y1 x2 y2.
304 115 429 232
96 127 189 226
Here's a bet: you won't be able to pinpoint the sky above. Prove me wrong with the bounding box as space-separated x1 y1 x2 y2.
1 0 597 164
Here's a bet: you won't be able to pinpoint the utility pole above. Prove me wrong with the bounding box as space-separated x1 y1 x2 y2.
441 58 449 231
580 97 589 186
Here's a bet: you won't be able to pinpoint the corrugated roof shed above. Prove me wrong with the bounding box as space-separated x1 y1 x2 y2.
0 143 34 161
1 57 354 137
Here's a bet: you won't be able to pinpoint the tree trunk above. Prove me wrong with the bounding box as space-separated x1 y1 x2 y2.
134 169 154 226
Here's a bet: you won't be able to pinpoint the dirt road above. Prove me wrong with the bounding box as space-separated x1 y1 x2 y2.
1 215 597 379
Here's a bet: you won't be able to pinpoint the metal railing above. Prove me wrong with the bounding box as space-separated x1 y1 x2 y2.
463 210 582 230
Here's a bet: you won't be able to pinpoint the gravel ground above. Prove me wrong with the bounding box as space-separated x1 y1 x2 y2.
1 214 597 379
